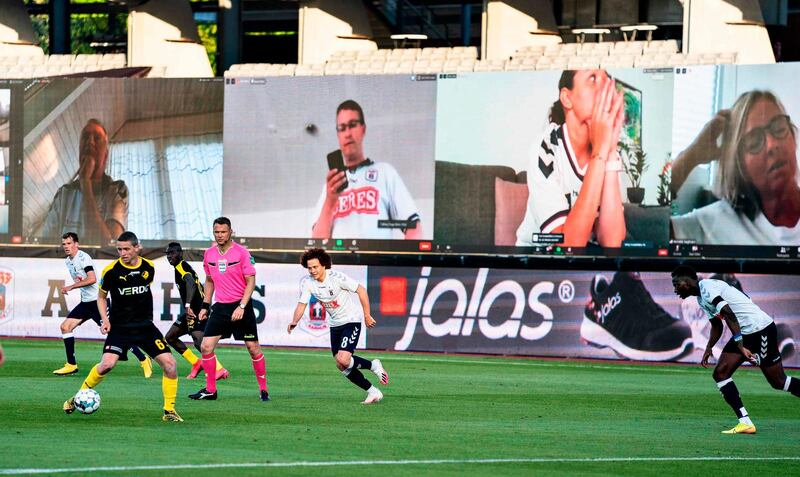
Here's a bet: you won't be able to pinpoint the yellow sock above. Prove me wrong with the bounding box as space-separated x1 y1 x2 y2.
162 376 178 412
216 358 224 371
80 365 106 390
181 349 199 365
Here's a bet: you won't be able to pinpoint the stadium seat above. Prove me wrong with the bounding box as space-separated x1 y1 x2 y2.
101 53 127 67
420 47 450 59
473 59 505 72
294 63 324 76
612 40 646 55
578 42 611 57
447 46 478 59
46 54 74 65
0 56 20 66
644 39 679 55
600 55 636 69
73 54 102 66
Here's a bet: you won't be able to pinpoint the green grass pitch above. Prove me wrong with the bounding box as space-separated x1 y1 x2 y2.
0 338 799 476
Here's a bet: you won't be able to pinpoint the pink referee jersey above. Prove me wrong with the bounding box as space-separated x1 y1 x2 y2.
203 242 256 303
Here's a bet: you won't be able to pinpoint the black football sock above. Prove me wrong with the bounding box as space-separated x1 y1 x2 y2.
342 367 372 391
716 378 748 419
63 334 76 365
352 355 372 370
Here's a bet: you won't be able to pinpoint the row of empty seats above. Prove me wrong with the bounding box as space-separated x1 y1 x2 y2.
513 40 679 59
225 51 738 78
0 53 127 77
506 51 737 70
328 46 478 63
0 53 126 67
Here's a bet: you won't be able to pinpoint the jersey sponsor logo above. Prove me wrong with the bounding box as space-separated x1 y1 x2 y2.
321 299 341 309
382 268 557 351
117 285 149 295
335 186 380 218
366 169 378 182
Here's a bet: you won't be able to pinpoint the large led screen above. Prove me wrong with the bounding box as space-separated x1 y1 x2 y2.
671 63 800 255
223 75 436 244
434 69 674 252
22 78 224 245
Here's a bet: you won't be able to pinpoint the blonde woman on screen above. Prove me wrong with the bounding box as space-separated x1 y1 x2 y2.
672 91 800 245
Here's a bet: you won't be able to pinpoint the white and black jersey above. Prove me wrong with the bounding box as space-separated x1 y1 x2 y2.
697 279 773 335
312 160 420 240
298 269 363 328
516 122 588 246
65 250 98 302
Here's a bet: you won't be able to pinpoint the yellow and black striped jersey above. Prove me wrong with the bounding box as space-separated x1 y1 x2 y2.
99 257 155 329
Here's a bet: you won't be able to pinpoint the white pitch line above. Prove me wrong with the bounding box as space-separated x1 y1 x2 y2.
265 350 703 374
2 456 799 475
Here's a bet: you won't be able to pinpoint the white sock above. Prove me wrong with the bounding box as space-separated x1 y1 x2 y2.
367 385 379 394
739 415 753 426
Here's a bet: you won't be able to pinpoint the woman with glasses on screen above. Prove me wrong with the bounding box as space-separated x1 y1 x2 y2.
672 91 800 245
515 69 627 248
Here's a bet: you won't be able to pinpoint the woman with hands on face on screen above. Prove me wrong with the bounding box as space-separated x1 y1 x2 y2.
516 69 627 248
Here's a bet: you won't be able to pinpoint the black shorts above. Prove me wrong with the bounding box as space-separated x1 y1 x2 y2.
330 322 361 356
67 301 102 326
102 323 172 359
173 312 205 336
722 322 781 367
203 302 258 341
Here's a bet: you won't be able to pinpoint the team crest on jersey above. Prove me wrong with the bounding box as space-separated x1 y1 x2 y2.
142 271 149 280
366 169 378 182
304 296 328 335
218 259 227 274
0 267 14 323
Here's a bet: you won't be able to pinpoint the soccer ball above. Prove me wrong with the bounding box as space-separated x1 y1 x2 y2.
74 388 101 414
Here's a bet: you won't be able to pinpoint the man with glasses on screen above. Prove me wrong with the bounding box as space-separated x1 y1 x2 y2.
40 118 128 244
311 100 423 240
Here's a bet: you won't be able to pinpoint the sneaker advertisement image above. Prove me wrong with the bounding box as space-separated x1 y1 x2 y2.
366 267 798 366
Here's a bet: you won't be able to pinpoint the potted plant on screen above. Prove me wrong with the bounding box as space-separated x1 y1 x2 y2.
656 154 672 207
623 146 648 205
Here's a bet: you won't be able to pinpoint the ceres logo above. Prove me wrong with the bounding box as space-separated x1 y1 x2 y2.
388 268 562 351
